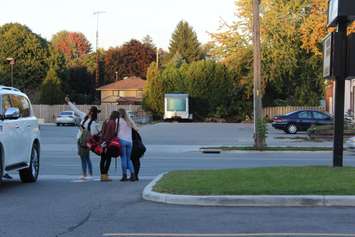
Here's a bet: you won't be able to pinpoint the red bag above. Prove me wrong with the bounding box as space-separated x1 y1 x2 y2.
86 135 103 156
107 137 121 157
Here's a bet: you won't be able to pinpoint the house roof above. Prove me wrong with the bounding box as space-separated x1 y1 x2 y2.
97 76 146 91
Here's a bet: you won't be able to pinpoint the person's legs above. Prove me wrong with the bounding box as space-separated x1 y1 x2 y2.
104 155 112 174
125 142 136 181
86 155 93 176
131 157 140 180
126 142 134 174
100 153 112 181
100 154 106 174
80 155 87 177
120 140 128 181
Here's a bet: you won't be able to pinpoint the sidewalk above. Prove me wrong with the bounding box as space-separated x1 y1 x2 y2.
143 173 355 207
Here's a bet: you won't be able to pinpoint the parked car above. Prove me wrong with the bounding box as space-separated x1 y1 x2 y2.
345 136 355 151
0 86 40 183
272 110 333 134
56 111 81 126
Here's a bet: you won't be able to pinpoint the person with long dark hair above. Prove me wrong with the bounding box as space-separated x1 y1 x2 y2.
100 111 120 181
65 96 100 180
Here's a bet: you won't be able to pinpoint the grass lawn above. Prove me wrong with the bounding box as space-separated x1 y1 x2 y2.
201 146 332 151
153 167 355 195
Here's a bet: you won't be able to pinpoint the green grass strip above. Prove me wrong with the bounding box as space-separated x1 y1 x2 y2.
154 166 355 195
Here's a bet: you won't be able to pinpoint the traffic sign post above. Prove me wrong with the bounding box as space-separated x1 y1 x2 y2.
324 0 355 167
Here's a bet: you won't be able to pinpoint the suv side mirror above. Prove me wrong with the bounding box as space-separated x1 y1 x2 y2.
4 107 20 120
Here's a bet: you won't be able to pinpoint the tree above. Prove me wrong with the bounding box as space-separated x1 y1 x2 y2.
39 68 65 105
142 35 156 49
104 39 155 82
51 31 91 64
143 60 249 120
67 65 96 103
144 63 186 116
185 60 234 118
210 0 325 107
0 23 49 91
168 20 202 63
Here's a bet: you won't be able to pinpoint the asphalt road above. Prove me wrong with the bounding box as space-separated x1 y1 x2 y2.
1 123 355 237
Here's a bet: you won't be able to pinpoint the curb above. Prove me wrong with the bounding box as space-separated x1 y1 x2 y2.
142 173 355 207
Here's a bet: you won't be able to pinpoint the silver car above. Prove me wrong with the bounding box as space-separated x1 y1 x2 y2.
56 111 81 126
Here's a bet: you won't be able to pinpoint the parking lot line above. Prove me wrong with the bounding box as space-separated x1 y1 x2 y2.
103 233 355 237
38 175 156 181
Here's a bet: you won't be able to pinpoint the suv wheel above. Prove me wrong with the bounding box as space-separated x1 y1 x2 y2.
287 124 298 134
19 144 39 183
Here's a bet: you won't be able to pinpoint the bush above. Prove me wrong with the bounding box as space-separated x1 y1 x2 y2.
143 60 252 121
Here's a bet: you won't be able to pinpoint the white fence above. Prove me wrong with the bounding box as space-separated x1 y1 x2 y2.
32 104 151 123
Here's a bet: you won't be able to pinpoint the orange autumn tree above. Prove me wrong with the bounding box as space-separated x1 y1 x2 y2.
210 0 328 106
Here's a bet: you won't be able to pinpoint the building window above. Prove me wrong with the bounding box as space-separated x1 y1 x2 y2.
136 90 143 98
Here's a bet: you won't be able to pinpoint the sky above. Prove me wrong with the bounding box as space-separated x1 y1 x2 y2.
0 0 235 50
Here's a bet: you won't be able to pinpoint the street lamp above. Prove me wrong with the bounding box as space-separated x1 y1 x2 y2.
6 57 15 87
115 71 118 81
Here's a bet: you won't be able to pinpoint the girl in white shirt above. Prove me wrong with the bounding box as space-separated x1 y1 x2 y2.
117 108 138 181
65 97 100 180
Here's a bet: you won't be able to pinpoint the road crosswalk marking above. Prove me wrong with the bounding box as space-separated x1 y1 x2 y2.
103 233 355 237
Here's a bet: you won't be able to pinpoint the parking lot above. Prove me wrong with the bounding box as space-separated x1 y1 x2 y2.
2 122 355 237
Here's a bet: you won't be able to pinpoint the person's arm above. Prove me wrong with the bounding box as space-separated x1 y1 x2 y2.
91 121 101 136
65 96 86 119
68 102 86 120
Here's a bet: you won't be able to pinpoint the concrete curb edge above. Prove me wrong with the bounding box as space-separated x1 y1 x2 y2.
142 173 355 207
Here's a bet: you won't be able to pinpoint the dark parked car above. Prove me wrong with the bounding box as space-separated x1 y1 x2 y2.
272 110 333 134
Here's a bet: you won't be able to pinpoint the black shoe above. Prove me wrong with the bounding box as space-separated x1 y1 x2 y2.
120 175 128 182
130 174 137 182
3 173 12 179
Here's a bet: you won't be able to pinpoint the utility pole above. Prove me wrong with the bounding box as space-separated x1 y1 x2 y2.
93 11 106 87
332 20 348 167
252 0 264 149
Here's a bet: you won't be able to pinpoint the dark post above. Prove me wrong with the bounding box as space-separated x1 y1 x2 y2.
333 20 348 167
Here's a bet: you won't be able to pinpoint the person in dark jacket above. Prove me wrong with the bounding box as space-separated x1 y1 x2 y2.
100 111 120 181
131 128 146 181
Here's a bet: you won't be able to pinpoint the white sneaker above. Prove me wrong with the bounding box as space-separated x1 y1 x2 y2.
86 175 93 180
79 176 87 180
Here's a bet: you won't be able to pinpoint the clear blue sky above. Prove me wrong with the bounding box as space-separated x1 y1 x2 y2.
0 0 235 50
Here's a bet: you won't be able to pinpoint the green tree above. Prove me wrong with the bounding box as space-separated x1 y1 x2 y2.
0 23 49 91
142 35 156 49
39 68 65 105
210 0 325 106
168 21 202 63
185 60 234 119
144 63 186 116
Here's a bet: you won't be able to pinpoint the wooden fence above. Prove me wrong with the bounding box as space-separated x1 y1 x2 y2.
33 104 323 123
32 104 146 123
263 106 324 119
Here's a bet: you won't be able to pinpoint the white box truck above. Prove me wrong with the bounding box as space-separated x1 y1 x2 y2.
164 93 192 121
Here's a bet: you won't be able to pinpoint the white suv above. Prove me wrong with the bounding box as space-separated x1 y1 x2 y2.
0 86 40 183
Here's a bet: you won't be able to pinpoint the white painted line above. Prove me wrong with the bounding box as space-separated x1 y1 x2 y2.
39 174 155 181
103 233 355 237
